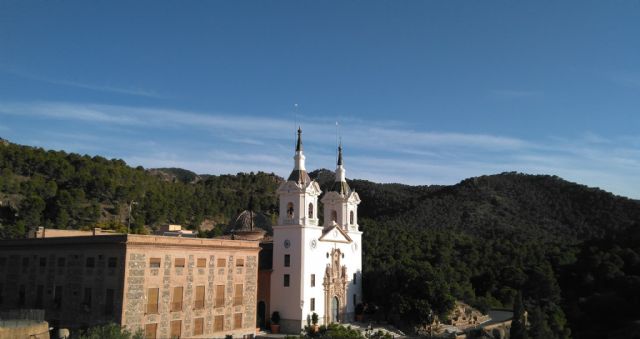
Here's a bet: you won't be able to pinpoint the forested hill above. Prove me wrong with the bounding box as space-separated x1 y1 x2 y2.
1 140 640 337
0 140 281 238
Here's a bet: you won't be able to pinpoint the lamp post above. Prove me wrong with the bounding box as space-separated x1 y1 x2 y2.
127 201 137 234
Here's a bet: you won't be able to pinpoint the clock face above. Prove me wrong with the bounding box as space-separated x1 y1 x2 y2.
284 239 291 249
310 239 317 249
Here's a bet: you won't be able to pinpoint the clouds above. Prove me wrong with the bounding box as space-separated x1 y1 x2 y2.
1 100 638 199
0 66 162 98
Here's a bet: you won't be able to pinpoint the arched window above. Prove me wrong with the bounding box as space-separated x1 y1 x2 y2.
287 202 294 219
331 210 337 222
349 211 354 225
308 203 313 218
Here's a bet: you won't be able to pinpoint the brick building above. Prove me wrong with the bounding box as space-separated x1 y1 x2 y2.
0 233 260 338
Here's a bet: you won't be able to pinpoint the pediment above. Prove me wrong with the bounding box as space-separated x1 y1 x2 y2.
319 224 352 243
347 191 361 204
277 179 322 195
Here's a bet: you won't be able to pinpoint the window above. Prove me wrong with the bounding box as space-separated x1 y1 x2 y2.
331 210 337 222
193 318 204 336
170 320 181 338
108 257 117 268
39 257 46 267
197 258 206 268
284 254 290 267
214 315 224 332
144 323 158 339
195 286 205 309
146 288 159 314
350 211 354 225
53 286 63 310
311 274 315 287
215 285 225 307
233 284 243 306
83 287 92 309
22 257 29 273
217 258 226 267
105 289 114 316
149 258 161 268
353 294 357 307
174 258 185 268
35 285 44 308
287 202 294 218
236 258 244 267
353 273 357 284
86 257 95 268
284 274 290 287
234 313 243 329
308 203 314 218
18 285 25 307
171 287 183 312
310 298 315 311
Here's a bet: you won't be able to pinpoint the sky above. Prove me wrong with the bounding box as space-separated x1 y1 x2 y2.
1 1 639 198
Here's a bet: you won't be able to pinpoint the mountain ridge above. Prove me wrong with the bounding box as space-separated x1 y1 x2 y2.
2 139 640 337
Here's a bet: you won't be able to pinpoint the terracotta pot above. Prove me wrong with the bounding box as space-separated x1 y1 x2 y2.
271 324 280 334
312 324 319 333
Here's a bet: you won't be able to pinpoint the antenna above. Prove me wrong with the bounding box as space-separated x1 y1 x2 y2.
294 104 299 149
335 121 340 163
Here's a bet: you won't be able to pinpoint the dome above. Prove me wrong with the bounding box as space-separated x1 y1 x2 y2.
229 210 271 240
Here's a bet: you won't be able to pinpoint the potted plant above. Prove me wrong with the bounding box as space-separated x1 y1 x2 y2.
311 312 319 333
270 311 281 334
355 303 365 322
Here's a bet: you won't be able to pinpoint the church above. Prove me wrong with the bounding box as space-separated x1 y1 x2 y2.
258 128 363 333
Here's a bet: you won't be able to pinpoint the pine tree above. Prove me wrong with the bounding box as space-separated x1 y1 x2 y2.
510 291 527 339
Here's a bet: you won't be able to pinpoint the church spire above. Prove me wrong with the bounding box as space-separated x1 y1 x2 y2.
331 142 350 194
296 127 303 152
287 127 311 185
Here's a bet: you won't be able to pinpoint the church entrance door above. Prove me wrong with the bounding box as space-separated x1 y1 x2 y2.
331 297 339 323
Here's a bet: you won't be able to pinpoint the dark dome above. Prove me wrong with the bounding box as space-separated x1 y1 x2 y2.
228 210 271 240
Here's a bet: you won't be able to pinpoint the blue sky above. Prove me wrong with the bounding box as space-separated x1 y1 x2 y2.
1 1 639 198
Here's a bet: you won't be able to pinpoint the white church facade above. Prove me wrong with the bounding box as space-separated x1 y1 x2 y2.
269 128 363 333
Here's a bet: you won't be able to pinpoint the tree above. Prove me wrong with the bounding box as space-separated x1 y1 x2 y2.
527 306 553 339
510 291 526 339
77 323 143 339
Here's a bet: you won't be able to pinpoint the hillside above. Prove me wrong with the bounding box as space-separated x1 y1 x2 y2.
1 140 639 338
0 140 281 238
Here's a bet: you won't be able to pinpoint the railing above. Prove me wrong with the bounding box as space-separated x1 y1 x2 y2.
0 309 45 321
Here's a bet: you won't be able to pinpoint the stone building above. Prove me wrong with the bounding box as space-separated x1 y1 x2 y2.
0 233 260 338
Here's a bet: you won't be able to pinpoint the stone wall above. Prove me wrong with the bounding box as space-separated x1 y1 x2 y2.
121 236 260 338
0 320 50 339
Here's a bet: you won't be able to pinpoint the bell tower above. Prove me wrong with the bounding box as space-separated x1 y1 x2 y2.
271 127 322 333
321 143 361 232
277 127 322 227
